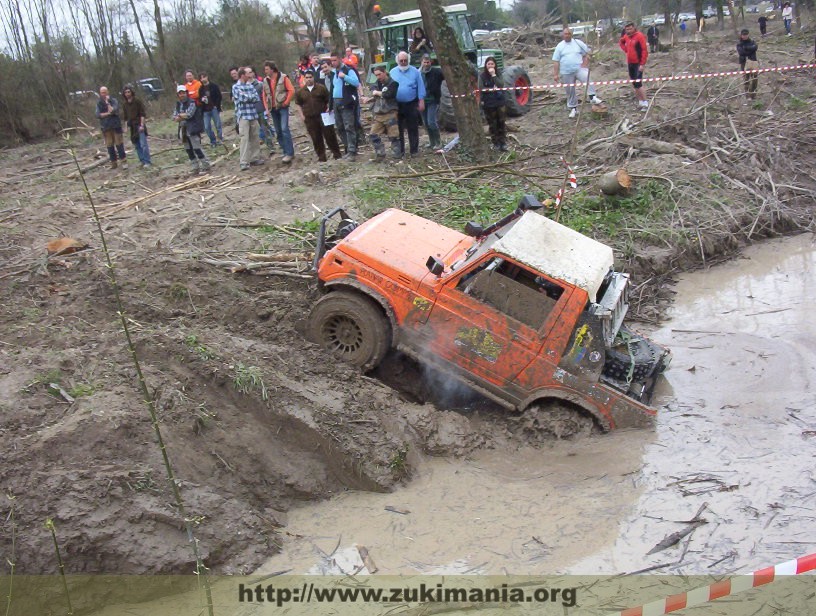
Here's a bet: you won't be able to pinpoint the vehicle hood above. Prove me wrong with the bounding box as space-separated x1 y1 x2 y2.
333 208 472 285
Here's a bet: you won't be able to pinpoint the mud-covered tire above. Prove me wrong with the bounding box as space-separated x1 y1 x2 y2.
515 400 596 441
603 326 663 382
501 65 533 117
307 291 390 371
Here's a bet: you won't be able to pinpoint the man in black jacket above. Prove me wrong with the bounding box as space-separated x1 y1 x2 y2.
199 72 223 146
420 54 444 150
737 29 759 101
647 24 659 53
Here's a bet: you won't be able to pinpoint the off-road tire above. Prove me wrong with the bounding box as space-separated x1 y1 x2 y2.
603 326 662 382
514 400 596 441
307 291 390 371
438 63 480 132
501 65 533 117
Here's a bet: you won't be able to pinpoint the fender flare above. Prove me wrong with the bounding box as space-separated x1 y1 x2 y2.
519 389 613 432
323 280 398 345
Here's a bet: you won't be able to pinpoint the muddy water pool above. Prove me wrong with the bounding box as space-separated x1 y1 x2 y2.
259 234 816 577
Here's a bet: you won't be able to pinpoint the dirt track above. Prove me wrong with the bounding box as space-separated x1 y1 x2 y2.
1 25 815 579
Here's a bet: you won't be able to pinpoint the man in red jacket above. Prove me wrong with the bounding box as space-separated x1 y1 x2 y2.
619 22 649 110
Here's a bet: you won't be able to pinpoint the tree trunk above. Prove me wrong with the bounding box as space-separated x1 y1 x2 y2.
128 0 160 80
417 0 490 162
727 0 740 34
319 0 344 52
560 0 569 27
152 0 174 88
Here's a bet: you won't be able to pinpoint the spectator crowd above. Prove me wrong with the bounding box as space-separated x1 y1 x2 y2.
94 10 802 173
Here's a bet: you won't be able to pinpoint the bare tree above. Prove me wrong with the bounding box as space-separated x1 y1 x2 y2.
319 0 344 51
152 0 174 87
127 0 161 79
417 0 490 161
287 0 323 48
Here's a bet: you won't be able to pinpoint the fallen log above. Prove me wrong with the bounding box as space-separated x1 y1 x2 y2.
618 135 705 160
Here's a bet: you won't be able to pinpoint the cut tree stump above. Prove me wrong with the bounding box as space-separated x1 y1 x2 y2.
599 169 632 195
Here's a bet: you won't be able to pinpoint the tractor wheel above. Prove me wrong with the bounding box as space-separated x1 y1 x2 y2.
602 325 663 382
307 291 390 371
515 400 596 441
438 80 457 132
501 65 533 117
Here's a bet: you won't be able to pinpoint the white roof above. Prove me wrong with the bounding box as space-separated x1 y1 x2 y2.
381 4 467 25
492 211 613 301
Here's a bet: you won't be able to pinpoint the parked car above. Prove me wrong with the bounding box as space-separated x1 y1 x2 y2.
136 78 164 100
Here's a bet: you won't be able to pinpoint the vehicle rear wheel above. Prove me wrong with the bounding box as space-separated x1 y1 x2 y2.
515 400 596 441
501 65 533 117
307 291 390 371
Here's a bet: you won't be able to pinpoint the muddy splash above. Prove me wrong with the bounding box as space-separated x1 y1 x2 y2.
260 234 816 576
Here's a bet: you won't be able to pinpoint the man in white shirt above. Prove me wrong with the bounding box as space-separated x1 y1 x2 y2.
552 28 603 118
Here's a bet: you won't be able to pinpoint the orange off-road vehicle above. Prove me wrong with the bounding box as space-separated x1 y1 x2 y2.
308 197 671 431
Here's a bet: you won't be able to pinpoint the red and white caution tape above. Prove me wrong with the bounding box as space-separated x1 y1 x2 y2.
564 157 577 189
451 62 816 98
553 157 577 207
607 552 816 616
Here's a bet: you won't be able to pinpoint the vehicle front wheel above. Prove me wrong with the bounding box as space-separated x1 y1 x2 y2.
515 400 596 441
307 291 390 371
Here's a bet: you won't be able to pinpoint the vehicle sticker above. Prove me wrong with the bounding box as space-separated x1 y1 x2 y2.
454 327 503 363
412 297 430 311
566 324 593 362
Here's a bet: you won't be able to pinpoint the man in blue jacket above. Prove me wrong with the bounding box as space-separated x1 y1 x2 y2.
330 50 361 159
389 51 426 157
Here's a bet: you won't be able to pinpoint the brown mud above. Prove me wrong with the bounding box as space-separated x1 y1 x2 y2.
1 27 815 578
260 233 816 577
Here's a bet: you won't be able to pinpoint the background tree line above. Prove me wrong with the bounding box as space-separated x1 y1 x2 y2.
0 0 810 145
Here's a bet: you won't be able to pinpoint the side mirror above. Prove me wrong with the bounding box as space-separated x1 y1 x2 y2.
464 221 484 237
426 256 444 276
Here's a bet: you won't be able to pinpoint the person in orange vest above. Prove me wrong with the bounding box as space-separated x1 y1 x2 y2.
183 69 202 104
343 47 359 68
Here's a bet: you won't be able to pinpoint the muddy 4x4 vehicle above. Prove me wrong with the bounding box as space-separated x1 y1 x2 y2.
308 197 671 431
366 3 532 130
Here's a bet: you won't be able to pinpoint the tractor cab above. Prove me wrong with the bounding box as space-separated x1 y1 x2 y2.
366 3 490 83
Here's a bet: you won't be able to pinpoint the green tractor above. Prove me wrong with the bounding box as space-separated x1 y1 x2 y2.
366 3 532 130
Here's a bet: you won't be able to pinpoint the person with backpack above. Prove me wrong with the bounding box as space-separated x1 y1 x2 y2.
329 50 361 159
173 85 211 174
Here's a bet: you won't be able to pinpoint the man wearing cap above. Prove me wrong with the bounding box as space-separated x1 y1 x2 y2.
173 85 211 174
295 70 342 162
